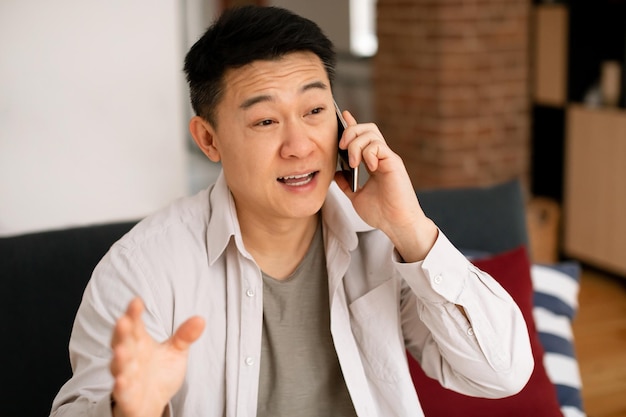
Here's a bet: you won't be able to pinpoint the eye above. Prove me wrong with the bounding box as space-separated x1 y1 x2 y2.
306 107 325 117
255 119 274 127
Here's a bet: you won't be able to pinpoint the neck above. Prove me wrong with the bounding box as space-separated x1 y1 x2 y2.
239 212 321 280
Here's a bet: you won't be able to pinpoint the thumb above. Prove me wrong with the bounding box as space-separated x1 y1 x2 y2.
170 316 205 351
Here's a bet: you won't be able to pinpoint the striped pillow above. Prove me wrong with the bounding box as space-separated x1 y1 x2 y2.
531 262 586 417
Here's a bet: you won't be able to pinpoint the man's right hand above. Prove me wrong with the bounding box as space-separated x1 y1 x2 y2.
109 298 205 417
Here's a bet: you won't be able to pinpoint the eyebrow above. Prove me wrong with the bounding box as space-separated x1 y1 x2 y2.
239 81 329 110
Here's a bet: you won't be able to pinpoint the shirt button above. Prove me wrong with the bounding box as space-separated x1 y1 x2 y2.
246 288 255 297
433 274 442 284
467 327 475 336
245 357 255 366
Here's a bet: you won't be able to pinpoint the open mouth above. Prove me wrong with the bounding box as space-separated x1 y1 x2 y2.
277 171 318 186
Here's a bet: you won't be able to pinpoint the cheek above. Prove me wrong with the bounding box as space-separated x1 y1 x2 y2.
322 127 339 161
221 144 273 182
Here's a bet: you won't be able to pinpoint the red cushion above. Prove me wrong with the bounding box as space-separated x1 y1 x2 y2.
407 246 563 417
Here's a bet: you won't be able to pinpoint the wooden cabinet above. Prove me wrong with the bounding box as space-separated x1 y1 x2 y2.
563 105 626 276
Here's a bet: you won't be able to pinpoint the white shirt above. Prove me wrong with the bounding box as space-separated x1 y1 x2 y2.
51 172 533 417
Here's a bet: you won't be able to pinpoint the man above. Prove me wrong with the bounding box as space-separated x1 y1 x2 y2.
51 6 533 417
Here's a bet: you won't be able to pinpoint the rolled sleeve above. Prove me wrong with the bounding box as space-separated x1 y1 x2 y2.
394 231 534 398
393 231 470 303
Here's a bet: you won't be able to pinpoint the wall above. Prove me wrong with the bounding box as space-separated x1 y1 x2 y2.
269 0 351 53
0 1 196 236
374 0 531 189
0 0 534 237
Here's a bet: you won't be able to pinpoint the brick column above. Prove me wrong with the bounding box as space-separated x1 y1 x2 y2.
374 0 531 189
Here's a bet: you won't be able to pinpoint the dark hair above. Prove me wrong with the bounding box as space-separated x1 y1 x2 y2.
183 6 336 126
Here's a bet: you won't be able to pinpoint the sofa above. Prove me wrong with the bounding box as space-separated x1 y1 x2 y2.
1 221 137 417
0 180 585 416
413 180 586 417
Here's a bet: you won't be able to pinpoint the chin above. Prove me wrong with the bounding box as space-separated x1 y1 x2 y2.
283 194 326 219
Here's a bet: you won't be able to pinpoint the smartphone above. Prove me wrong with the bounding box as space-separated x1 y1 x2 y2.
334 100 359 192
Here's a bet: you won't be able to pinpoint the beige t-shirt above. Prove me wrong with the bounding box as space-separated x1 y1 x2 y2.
257 224 357 417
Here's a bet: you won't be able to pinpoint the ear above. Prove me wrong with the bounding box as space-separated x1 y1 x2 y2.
189 116 221 162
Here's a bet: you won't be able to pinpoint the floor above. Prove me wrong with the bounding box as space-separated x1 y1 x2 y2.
573 267 626 417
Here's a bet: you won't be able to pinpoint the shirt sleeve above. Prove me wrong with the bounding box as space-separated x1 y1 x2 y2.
394 231 534 398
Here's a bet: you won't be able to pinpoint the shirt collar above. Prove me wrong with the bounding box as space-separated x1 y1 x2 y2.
206 171 244 265
206 171 374 264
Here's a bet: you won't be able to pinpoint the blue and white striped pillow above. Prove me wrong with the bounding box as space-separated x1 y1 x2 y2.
531 262 586 417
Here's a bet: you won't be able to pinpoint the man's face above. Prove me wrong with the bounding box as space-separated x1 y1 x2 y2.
207 51 338 224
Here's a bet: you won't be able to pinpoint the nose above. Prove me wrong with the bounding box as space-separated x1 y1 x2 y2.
279 118 316 159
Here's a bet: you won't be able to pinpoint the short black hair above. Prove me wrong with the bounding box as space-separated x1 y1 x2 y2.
183 6 336 126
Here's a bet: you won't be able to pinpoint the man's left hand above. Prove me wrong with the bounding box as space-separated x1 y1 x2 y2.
334 110 438 262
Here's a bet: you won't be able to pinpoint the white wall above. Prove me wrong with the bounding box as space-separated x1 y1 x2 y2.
0 1 195 236
0 1 371 236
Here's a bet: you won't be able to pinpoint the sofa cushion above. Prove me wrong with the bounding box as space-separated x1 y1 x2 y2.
408 246 563 417
417 179 529 254
531 262 585 417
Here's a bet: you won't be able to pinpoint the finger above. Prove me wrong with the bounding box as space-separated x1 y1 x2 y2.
170 316 206 352
112 372 139 415
340 119 387 169
341 120 384 146
119 298 152 350
110 347 140 386
110 317 142 377
110 298 144 376
110 320 130 376
343 110 357 126
111 311 131 348
112 374 130 408
126 298 147 338
346 133 387 171
361 140 387 172
338 110 358 149
126 297 144 317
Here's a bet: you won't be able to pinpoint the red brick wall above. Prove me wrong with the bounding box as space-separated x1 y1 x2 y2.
374 0 531 189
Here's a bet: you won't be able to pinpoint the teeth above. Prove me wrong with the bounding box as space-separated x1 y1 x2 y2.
280 172 313 180
278 171 315 186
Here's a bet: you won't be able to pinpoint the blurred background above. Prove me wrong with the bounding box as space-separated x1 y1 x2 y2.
2 1 626 415
0 0 374 236
2 0 626 271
